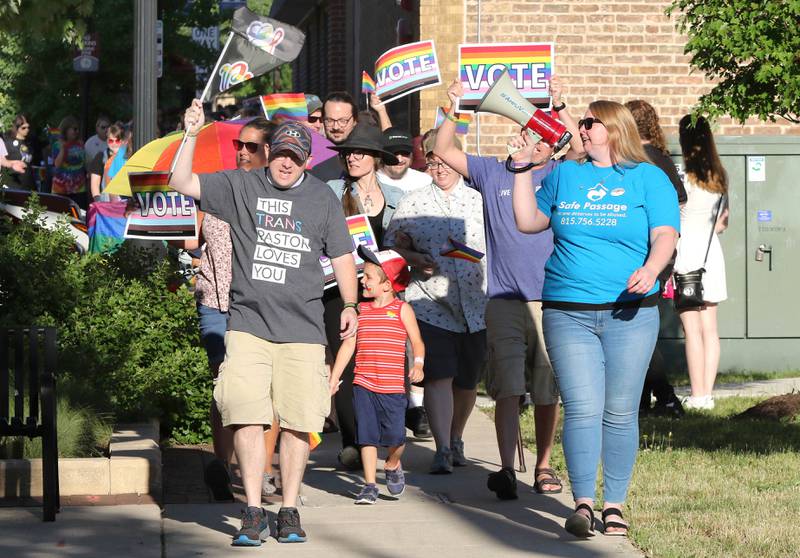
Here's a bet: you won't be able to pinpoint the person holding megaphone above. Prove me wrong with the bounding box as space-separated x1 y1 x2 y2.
511 101 680 538
433 76 583 501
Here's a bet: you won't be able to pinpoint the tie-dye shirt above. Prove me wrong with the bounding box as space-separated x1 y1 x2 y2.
52 140 86 194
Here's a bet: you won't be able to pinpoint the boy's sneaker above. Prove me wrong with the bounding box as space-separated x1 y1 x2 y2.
261 472 277 497
276 507 307 543
429 446 453 474
232 507 269 546
487 467 518 500
204 458 233 501
385 466 405 497
450 439 467 467
354 483 380 504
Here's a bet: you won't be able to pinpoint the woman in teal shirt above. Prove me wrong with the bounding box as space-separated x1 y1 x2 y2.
511 100 679 538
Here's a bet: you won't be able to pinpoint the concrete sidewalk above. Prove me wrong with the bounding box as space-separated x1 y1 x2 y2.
0 408 642 557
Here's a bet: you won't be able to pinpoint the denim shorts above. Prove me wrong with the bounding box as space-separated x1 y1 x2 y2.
353 384 407 447
197 302 228 368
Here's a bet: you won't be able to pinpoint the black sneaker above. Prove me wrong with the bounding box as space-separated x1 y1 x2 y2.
276 507 307 543
652 393 685 418
232 507 268 546
487 467 518 500
405 406 432 438
204 458 234 501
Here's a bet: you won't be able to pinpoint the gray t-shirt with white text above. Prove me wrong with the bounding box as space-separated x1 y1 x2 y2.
200 169 354 344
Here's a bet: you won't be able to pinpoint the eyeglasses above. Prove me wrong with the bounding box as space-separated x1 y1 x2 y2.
393 150 412 159
307 115 322 124
232 139 263 153
426 161 450 170
578 117 604 130
19 125 30 130
323 116 353 128
107 137 123 145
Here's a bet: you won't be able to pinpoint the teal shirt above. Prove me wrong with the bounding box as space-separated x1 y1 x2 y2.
536 160 680 304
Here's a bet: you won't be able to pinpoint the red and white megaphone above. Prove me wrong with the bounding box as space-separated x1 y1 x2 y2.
475 69 572 172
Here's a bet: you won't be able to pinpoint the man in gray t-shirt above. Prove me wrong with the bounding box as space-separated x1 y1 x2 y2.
170 103 358 546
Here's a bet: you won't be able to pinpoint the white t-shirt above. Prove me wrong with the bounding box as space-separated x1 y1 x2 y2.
0 139 8 159
84 134 106 166
376 168 431 194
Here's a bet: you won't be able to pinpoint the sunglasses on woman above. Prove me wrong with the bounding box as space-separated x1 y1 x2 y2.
232 139 263 153
578 117 603 130
307 115 322 124
107 137 123 145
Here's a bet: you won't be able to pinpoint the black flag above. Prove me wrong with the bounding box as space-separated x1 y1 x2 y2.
201 8 305 101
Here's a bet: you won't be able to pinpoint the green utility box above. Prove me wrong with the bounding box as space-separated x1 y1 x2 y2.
659 136 800 373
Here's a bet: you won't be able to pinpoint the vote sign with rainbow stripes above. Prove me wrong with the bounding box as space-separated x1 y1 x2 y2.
374 40 441 104
124 171 198 240
457 43 554 113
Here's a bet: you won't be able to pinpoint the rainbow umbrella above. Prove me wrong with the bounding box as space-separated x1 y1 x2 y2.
105 120 247 196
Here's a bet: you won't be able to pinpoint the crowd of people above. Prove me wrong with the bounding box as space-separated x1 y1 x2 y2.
5 73 729 545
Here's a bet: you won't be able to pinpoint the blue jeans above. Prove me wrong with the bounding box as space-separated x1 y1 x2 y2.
197 302 229 368
542 305 659 503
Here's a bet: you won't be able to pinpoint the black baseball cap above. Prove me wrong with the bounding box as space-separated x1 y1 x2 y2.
383 127 413 154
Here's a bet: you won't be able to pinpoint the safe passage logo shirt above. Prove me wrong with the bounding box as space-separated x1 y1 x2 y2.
536 160 679 304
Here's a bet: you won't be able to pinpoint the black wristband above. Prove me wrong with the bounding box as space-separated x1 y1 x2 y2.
343 302 359 313
552 102 566 112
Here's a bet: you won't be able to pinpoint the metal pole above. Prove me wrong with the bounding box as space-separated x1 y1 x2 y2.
134 0 158 148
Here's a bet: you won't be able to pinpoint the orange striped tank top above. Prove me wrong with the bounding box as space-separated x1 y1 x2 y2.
353 298 407 394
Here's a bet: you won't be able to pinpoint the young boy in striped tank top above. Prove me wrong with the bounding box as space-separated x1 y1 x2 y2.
330 246 425 504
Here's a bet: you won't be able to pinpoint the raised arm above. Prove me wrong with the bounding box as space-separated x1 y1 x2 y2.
168 99 203 199
432 79 470 178
369 93 393 131
549 76 585 160
510 132 551 234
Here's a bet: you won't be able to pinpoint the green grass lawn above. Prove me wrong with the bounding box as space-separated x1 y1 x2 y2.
512 396 800 558
666 368 800 387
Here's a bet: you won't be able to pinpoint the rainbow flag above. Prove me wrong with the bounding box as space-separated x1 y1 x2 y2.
440 237 484 264
87 200 127 254
457 43 553 112
374 40 441 104
361 71 376 94
309 432 322 451
260 92 309 121
434 107 472 135
124 171 198 240
320 214 378 287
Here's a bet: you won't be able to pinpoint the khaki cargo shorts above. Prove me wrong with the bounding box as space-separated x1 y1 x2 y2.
485 299 559 405
213 330 330 433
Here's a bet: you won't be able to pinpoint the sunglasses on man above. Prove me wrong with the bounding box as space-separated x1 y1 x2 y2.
578 117 603 130
232 139 264 153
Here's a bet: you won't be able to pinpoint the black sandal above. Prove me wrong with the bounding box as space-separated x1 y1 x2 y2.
602 507 628 537
533 467 563 494
565 503 596 538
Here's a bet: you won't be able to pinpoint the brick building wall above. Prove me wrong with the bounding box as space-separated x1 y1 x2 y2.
420 0 800 158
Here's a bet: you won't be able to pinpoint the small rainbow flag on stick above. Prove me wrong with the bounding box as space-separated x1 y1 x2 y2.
434 107 472 135
361 71 376 94
260 92 309 121
440 237 484 263
309 432 322 451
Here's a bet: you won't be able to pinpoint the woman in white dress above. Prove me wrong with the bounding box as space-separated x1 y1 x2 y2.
675 115 729 410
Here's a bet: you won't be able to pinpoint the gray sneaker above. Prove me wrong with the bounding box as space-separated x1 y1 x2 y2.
450 438 467 467
354 484 379 504
429 446 453 474
261 472 277 497
385 466 405 497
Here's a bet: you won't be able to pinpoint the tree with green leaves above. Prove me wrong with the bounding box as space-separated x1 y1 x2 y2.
668 0 800 124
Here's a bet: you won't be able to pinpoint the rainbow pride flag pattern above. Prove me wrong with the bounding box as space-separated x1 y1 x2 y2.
457 42 553 112
124 171 198 240
320 214 378 287
260 92 309 121
374 40 441 104
434 107 472 135
309 432 322 451
87 200 127 254
361 71 376 94
440 237 484 264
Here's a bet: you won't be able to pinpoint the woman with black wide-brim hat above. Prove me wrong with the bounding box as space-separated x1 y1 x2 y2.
325 123 407 471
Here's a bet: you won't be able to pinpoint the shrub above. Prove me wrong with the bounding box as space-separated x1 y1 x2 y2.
0 197 212 444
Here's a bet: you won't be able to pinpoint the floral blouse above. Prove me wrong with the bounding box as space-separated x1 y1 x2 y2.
194 213 233 312
385 179 487 333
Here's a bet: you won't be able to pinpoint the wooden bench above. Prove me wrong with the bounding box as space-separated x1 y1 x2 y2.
0 327 60 521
